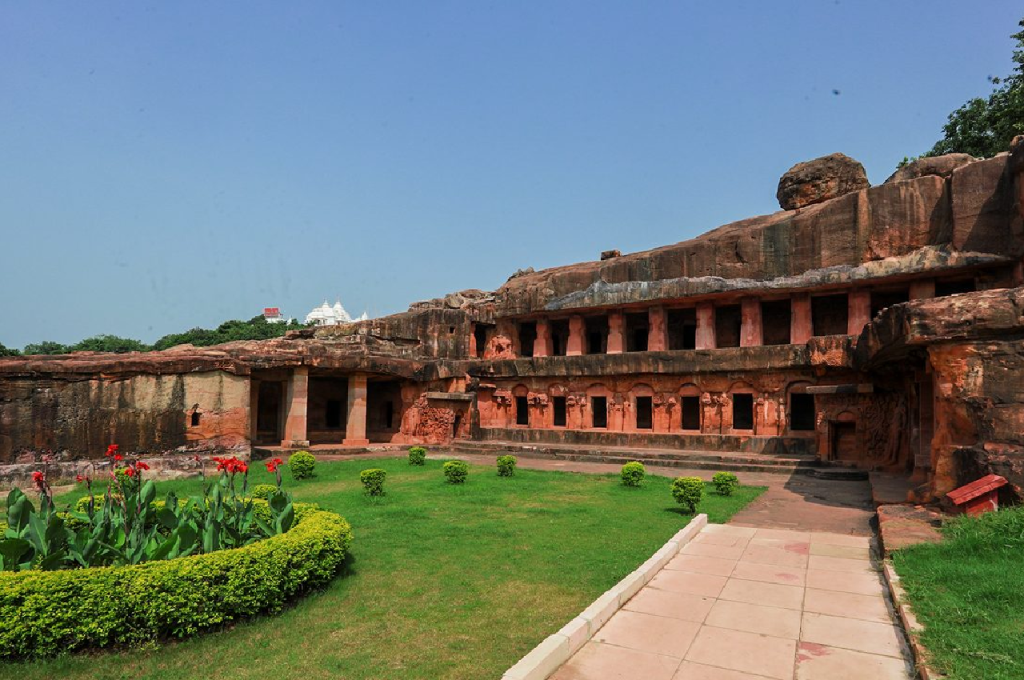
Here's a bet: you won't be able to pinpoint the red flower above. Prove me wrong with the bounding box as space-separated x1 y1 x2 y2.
237 462 248 474
32 471 44 484
272 457 284 466
135 461 150 471
105 444 119 457
265 461 277 473
113 453 124 462
123 467 135 477
75 474 85 483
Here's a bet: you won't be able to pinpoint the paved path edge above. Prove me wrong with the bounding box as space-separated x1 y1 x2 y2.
883 561 940 680
501 513 708 680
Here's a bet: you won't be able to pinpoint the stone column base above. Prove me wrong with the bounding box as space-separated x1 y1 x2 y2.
281 440 310 448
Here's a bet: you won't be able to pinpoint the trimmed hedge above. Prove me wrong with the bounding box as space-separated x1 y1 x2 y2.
289 450 317 479
712 472 739 496
0 506 351 658
443 460 468 484
496 455 517 477
621 461 646 487
360 469 387 496
251 483 280 500
408 446 427 466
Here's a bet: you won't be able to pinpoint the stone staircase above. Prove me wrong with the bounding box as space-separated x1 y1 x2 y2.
448 439 825 476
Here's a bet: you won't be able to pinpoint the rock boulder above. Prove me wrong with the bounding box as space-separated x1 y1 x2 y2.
884 153 976 184
776 152 870 210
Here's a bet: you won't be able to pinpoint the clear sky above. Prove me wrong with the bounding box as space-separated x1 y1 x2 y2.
1 2 1020 350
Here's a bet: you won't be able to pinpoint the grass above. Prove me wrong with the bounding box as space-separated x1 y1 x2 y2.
892 506 1024 680
2 458 763 680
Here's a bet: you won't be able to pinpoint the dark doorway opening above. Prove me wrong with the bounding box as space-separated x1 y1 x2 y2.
256 381 283 444
761 300 792 345
517 322 537 357
935 278 976 297
553 396 567 427
732 393 754 430
871 289 910 318
452 413 462 437
550 320 569 356
190 411 201 427
473 324 490 358
790 393 815 431
715 305 742 348
668 308 697 350
383 401 394 429
591 396 608 428
325 399 343 429
681 396 701 431
625 313 649 352
812 294 848 336
585 317 608 354
636 396 653 429
515 395 529 426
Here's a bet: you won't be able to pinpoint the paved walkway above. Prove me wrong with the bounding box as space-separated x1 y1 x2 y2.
551 524 913 680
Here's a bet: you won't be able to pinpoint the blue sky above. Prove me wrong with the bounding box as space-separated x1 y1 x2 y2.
1 2 1020 350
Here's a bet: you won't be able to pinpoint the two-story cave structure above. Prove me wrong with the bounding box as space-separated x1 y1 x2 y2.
2 147 1023 502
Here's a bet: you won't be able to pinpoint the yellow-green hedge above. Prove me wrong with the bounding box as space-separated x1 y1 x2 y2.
0 507 353 658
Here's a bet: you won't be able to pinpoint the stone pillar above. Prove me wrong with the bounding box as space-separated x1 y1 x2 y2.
566 315 585 356
343 373 370 446
695 302 716 350
848 289 872 336
469 327 478 358
791 294 813 344
740 298 762 347
910 279 935 300
648 306 668 352
533 319 553 357
281 367 309 447
607 312 625 354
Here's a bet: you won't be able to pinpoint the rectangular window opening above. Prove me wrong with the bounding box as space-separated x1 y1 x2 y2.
935 279 976 297
681 396 701 431
517 322 537 358
550 320 569 356
473 324 490 358
715 305 742 348
325 399 343 429
811 294 849 336
625 313 649 352
591 396 608 428
732 393 754 430
636 396 653 429
790 393 815 431
553 396 567 427
515 395 529 426
871 289 910 319
761 300 792 345
668 309 698 350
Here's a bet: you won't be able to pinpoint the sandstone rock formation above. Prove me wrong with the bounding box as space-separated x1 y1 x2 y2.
884 153 976 184
776 152 870 210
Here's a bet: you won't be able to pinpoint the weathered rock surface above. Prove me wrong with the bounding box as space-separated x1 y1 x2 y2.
884 153 976 184
776 152 870 210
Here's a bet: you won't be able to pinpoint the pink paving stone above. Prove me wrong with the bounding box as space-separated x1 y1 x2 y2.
805 568 884 596
807 554 874 573
665 554 738 577
593 610 701 659
795 642 912 680
800 612 905 658
802 588 893 624
718 579 805 610
730 561 806 586
738 544 809 569
550 641 681 680
685 626 797 680
693 532 751 548
704 599 802 639
673 661 772 680
624 587 716 623
648 570 729 598
682 541 747 560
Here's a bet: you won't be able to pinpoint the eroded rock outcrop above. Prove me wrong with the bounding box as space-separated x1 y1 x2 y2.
884 153 976 184
776 152 870 210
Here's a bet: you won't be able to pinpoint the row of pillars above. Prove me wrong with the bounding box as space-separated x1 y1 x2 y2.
279 368 370 447
529 285 936 357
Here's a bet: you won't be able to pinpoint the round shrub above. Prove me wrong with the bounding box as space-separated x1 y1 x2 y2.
0 507 352 658
408 446 427 466
496 455 517 477
443 460 469 484
672 476 705 513
712 471 739 496
250 483 279 500
621 461 646 487
360 468 387 497
289 450 316 480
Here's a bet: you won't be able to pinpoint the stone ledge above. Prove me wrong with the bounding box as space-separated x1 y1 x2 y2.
501 513 708 680
883 561 942 680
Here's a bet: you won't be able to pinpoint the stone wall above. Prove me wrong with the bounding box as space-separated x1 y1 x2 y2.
0 371 249 462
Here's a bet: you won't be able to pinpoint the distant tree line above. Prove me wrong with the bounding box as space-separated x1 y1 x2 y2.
1 316 310 357
905 18 1024 164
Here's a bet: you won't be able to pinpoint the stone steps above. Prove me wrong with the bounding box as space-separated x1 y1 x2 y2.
449 439 823 475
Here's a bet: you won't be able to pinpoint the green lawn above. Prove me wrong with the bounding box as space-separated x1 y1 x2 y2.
892 506 1024 680
2 458 763 680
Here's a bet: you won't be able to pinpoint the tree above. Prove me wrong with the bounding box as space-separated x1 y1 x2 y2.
0 342 19 357
926 19 1024 158
69 335 151 354
22 341 69 355
151 315 308 351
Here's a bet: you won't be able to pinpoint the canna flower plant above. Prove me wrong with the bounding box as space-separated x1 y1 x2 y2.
0 445 295 572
